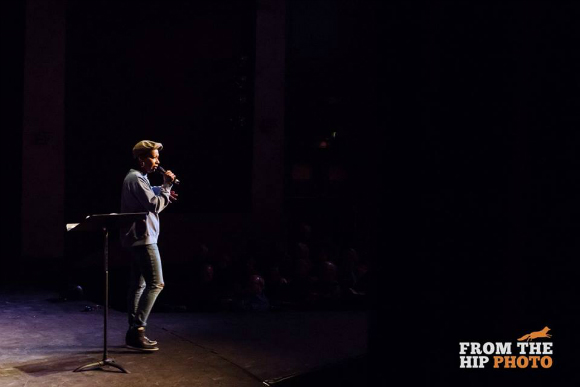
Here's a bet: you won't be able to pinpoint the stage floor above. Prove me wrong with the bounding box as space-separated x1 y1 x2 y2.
0 289 368 387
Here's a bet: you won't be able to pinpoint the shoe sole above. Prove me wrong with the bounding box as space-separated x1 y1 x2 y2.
126 344 159 352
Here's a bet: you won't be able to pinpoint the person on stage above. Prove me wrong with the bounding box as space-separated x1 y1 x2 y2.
120 140 178 351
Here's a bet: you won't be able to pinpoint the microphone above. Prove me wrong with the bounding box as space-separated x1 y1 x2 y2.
157 166 180 185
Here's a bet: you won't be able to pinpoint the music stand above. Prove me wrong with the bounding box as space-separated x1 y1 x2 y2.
67 212 147 373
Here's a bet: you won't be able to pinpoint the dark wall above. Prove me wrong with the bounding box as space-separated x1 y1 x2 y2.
286 0 381 191
1 0 25 275
65 0 256 222
371 2 580 385
285 0 382 256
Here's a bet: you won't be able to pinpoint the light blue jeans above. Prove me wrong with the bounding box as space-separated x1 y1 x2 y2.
127 244 164 328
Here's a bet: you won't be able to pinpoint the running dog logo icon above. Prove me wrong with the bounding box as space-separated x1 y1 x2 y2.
459 326 554 369
517 326 551 342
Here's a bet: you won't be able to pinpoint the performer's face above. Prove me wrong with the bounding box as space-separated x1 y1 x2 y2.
139 149 160 174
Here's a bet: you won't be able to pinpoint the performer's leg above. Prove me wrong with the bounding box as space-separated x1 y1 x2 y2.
134 244 164 327
125 245 162 351
127 250 146 328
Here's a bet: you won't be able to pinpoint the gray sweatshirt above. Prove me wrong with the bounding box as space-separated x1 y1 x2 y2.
120 169 172 247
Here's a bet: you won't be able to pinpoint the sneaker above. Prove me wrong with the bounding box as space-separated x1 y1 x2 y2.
145 336 158 346
126 327 159 351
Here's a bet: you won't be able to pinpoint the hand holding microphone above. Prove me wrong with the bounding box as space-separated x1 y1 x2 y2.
157 166 180 185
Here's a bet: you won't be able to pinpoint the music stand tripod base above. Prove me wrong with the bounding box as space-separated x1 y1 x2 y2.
74 358 129 373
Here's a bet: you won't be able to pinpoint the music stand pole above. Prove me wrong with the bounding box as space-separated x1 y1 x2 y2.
74 227 128 373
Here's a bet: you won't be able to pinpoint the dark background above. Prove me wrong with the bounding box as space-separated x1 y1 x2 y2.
65 1 257 217
376 2 580 386
2 1 579 385
2 0 25 266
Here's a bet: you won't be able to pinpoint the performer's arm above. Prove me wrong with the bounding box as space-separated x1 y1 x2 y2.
152 182 172 196
133 176 171 213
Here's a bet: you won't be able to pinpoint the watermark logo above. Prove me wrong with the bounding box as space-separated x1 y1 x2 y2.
517 326 552 342
459 326 553 369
